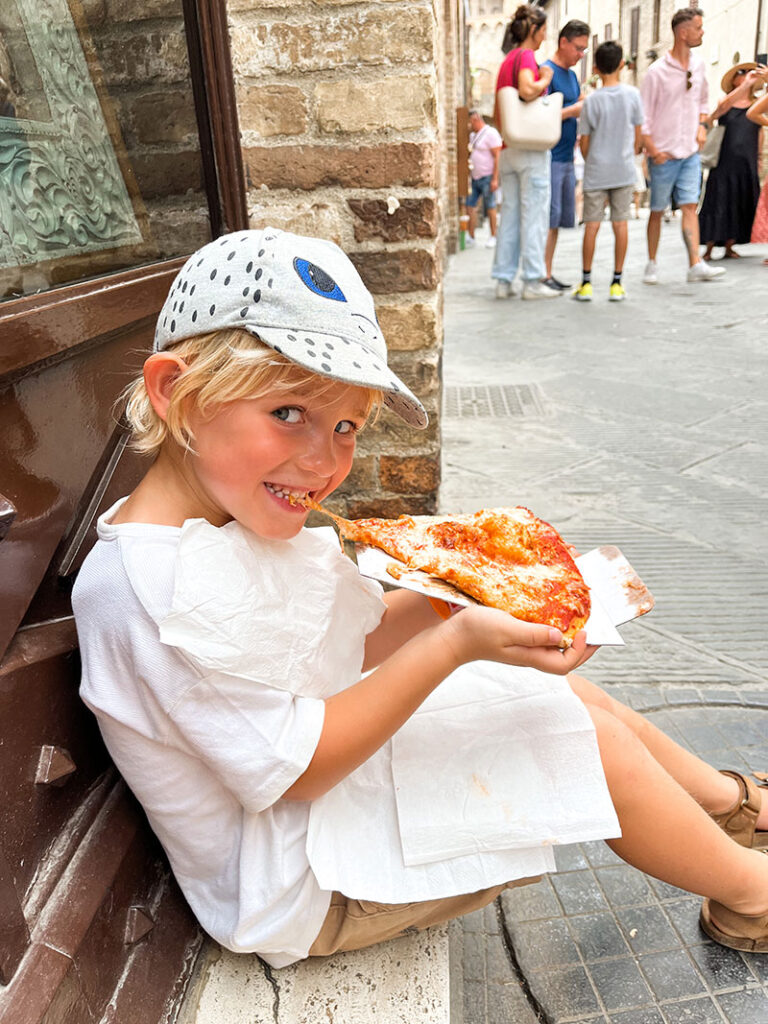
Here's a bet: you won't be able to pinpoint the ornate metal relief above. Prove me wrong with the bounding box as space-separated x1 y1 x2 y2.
0 0 143 272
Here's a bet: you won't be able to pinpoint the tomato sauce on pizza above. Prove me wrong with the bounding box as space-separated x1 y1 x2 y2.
307 502 591 645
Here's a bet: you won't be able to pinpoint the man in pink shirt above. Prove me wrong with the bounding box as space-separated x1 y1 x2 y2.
640 7 725 283
466 109 503 248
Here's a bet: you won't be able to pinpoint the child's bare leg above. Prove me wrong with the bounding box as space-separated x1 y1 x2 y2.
611 220 628 273
582 221 600 271
568 674 747 819
586 703 768 917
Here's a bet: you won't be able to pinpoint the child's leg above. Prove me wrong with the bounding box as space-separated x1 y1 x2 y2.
582 221 600 274
585 701 768 917
568 674 742 816
611 220 628 274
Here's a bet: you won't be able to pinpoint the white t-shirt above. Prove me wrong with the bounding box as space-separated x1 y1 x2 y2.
74 501 621 967
73 503 385 967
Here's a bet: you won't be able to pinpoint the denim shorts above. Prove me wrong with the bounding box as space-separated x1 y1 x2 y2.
648 153 702 210
467 174 497 209
549 160 576 229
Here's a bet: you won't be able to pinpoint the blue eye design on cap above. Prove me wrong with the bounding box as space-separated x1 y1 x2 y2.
293 258 346 302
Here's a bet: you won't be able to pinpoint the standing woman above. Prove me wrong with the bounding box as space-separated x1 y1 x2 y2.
698 64 765 260
492 5 562 300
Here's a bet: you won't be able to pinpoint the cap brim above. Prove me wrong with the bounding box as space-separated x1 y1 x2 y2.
250 324 428 429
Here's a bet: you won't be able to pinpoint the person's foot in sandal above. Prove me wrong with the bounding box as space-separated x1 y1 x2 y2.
700 898 768 953
710 771 768 849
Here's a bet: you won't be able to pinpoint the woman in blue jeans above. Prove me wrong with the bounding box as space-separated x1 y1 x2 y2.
493 5 562 300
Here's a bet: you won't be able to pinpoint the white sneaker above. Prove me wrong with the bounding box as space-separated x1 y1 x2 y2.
687 260 726 282
522 280 563 300
494 279 512 299
643 260 658 284
465 235 476 248
485 236 497 248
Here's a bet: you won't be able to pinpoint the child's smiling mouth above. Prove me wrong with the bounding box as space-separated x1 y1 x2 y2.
264 482 311 507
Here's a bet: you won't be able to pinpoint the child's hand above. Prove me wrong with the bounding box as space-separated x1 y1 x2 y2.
441 605 596 675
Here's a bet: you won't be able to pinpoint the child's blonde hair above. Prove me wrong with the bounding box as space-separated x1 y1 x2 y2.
124 328 381 456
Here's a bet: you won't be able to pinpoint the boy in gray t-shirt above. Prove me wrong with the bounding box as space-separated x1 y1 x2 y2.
574 42 644 302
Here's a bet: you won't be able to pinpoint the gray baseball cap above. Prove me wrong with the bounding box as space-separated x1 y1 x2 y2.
154 227 427 428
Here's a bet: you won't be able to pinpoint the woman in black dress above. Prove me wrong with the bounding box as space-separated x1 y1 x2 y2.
699 64 766 260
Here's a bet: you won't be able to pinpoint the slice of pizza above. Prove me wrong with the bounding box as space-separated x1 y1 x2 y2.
308 503 590 645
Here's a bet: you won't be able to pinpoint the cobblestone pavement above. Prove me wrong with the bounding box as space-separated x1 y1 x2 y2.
441 214 768 1024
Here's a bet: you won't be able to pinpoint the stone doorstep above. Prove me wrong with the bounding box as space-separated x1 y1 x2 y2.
179 924 450 1024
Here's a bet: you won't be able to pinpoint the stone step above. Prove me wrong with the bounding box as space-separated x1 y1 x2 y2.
179 926 450 1024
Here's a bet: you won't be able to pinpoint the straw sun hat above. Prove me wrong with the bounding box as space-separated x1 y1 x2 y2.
720 61 762 95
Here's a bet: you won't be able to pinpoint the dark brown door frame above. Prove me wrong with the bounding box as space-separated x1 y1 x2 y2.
0 0 248 365
0 1 248 1015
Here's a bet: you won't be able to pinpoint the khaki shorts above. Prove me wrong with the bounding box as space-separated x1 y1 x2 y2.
583 183 634 223
307 876 539 957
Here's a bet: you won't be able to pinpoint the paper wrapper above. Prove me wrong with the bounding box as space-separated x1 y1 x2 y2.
354 544 654 646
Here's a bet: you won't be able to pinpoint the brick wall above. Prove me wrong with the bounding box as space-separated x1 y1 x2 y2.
228 0 465 516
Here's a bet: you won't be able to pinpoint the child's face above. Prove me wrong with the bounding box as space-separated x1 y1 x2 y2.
180 379 369 539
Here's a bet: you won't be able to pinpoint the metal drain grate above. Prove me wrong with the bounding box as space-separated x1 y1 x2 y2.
443 383 546 419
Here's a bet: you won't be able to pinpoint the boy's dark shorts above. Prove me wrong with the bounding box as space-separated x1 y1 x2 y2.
549 160 576 229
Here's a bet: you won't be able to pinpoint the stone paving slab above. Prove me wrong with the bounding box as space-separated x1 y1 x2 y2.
442 215 768 1023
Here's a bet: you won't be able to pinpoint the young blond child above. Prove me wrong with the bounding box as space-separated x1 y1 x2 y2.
73 227 768 968
574 41 644 302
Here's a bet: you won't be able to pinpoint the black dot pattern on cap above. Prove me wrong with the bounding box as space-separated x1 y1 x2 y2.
156 230 427 429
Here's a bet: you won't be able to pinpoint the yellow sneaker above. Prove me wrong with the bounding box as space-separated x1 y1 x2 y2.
573 282 593 301
609 282 627 301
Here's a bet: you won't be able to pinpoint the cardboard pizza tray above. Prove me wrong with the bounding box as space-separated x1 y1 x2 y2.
354 543 654 647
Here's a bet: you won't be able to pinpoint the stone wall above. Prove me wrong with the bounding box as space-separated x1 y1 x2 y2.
228 0 465 516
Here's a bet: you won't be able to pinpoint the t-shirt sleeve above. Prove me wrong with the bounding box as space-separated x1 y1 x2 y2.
167 666 325 813
497 48 539 90
487 126 503 149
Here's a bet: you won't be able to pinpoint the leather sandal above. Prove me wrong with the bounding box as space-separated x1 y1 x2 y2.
700 899 768 953
710 771 768 850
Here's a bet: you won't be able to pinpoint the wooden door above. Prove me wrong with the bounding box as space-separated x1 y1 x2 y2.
0 0 246 1018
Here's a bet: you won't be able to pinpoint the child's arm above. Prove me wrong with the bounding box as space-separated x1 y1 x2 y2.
579 133 590 159
283 606 592 801
634 124 643 154
362 589 450 669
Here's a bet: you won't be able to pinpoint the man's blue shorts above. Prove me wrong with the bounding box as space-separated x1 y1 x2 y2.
549 160 576 229
648 153 702 210
466 174 497 209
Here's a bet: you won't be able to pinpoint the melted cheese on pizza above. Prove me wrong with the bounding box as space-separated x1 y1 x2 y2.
315 505 590 644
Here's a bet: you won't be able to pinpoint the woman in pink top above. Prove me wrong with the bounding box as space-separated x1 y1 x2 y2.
492 5 561 300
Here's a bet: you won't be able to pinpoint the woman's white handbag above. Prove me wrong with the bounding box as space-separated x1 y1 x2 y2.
497 50 563 151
